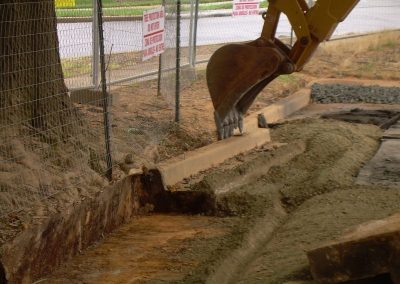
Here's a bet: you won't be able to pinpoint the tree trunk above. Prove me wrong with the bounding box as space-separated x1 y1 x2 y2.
0 0 78 142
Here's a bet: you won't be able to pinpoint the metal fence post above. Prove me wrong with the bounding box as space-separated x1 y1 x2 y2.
92 0 100 87
157 0 166 97
175 0 181 123
192 0 199 67
290 28 294 46
96 0 113 180
157 51 162 96
188 0 195 67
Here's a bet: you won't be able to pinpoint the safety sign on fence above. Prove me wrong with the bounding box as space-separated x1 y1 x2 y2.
55 0 76 8
232 0 261 16
142 7 165 61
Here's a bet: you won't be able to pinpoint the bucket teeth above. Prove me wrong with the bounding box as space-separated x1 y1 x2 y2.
214 109 244 140
238 113 244 134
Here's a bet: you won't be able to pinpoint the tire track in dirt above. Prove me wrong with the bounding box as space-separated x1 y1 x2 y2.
182 118 388 284
206 142 306 284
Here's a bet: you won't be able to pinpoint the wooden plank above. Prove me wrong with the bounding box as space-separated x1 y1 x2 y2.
152 89 311 186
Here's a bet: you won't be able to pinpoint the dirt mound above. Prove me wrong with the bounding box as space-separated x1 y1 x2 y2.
269 118 382 208
39 118 399 284
238 188 400 284
185 119 389 284
0 131 108 245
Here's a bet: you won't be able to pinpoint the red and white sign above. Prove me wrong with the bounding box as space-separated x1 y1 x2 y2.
232 0 260 16
142 6 165 61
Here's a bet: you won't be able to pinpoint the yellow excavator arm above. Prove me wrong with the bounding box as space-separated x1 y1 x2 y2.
207 0 360 139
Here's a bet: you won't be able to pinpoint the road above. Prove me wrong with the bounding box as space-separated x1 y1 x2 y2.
58 0 400 59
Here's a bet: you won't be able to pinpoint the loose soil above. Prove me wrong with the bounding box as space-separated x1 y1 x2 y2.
41 215 230 284
43 118 400 283
1 31 400 281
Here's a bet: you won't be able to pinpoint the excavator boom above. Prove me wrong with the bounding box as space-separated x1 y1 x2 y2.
207 0 360 139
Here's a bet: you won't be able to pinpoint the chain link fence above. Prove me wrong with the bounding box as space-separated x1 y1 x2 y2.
106 0 199 174
57 0 400 90
0 0 109 222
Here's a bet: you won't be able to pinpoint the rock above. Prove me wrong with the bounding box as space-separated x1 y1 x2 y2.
258 113 268 128
311 83 400 105
124 153 134 164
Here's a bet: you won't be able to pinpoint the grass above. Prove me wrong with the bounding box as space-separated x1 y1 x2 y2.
277 74 297 83
58 0 236 9
56 3 232 17
56 0 269 17
199 2 232 10
303 31 400 80
62 57 92 78
57 8 145 17
366 38 396 52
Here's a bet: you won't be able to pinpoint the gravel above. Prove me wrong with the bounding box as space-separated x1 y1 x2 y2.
311 84 400 104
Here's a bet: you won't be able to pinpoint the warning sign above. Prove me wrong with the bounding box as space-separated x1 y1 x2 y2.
232 0 260 16
142 7 165 61
55 0 76 8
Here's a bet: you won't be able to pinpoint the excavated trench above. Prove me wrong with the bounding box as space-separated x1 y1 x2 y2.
10 83 400 284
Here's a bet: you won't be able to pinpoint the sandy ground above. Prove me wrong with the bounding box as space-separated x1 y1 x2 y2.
1 31 400 282
41 215 230 284
43 117 400 283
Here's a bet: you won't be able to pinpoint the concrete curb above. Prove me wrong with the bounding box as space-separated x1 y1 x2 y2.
155 88 311 186
246 88 311 132
158 129 271 186
131 78 398 187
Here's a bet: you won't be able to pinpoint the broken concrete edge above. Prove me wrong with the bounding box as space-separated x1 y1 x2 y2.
0 171 169 284
247 88 311 131
158 129 271 186
307 213 400 283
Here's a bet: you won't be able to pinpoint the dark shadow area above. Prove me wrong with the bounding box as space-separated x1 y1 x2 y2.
343 273 393 284
321 109 400 129
0 262 7 284
139 169 216 215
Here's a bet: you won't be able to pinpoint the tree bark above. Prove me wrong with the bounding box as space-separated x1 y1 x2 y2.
0 0 78 141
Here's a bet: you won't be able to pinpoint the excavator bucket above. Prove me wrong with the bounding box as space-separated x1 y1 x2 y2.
207 0 360 139
206 40 294 139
